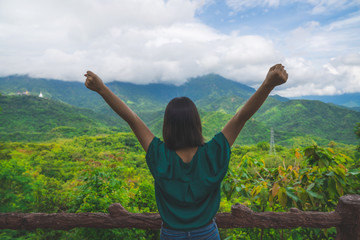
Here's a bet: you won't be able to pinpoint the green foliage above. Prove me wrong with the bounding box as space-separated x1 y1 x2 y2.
220 144 359 239
71 169 125 213
0 158 34 212
129 181 157 213
0 133 160 239
0 133 358 239
356 123 360 152
355 123 360 138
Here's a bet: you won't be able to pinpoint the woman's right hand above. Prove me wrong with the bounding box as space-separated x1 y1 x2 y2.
84 70 155 152
264 64 288 88
84 71 106 93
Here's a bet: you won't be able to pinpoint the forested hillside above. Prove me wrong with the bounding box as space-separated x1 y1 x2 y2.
0 95 128 142
254 99 360 145
1 74 359 145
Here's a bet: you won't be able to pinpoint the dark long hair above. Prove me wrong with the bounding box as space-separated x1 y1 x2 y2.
162 97 204 150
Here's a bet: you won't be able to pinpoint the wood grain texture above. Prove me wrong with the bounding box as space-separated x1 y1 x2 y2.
1 195 359 239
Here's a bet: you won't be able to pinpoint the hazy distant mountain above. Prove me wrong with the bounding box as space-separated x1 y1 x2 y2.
1 75 359 146
0 74 257 113
291 93 360 112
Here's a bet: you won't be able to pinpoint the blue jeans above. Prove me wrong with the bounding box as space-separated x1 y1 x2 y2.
160 219 220 240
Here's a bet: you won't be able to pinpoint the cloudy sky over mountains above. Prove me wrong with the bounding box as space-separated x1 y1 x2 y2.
0 0 359 97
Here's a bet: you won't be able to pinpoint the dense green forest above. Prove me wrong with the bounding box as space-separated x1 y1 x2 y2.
1 94 359 146
0 133 359 239
1 75 360 239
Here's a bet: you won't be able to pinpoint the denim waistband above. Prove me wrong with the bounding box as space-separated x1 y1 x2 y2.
160 218 220 240
162 218 215 231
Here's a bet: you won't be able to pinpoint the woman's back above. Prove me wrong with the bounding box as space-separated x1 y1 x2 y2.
146 132 231 231
175 147 198 163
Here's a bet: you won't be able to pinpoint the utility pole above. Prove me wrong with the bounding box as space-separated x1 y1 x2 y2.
269 127 276 155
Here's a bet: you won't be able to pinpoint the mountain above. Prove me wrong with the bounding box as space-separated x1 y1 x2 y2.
0 74 256 113
255 99 360 145
0 94 277 145
0 75 101 109
291 93 360 112
0 95 128 142
1 74 359 146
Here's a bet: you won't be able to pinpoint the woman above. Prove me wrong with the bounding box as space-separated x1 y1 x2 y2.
84 64 288 239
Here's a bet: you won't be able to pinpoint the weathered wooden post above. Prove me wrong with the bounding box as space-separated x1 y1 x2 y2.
335 195 360 240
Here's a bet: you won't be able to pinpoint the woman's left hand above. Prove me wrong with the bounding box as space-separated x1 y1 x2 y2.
84 71 106 93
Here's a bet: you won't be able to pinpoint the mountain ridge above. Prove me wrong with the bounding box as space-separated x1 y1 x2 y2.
0 74 261 113
0 74 359 145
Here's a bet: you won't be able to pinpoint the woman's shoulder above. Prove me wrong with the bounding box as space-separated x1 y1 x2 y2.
147 137 176 155
205 132 229 147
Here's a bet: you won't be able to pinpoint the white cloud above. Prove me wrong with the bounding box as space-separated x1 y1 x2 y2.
274 53 360 97
272 58 339 97
328 53 360 92
269 9 360 97
0 0 281 85
0 0 359 97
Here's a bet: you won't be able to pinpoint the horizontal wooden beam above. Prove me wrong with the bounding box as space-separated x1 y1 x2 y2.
0 195 359 240
0 203 342 230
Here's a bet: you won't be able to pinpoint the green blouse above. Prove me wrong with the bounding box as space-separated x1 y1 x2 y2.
146 132 231 231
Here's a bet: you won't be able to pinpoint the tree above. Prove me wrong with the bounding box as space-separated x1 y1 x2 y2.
355 123 360 151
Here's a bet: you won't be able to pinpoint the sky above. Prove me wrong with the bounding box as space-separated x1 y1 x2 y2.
0 0 360 97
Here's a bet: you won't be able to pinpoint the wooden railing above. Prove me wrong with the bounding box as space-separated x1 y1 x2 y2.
1 195 359 239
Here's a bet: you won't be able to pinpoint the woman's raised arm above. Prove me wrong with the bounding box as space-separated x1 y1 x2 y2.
84 71 154 152
221 64 288 147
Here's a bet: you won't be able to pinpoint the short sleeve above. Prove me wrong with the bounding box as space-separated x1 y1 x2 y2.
145 137 162 178
202 132 231 184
